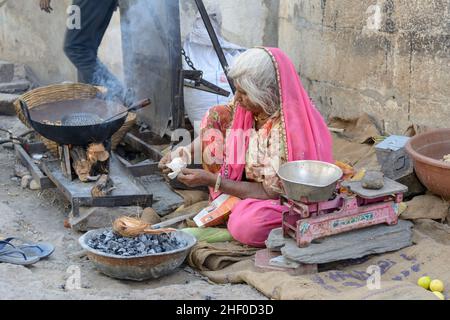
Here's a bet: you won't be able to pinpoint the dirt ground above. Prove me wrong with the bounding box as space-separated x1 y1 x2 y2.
0 115 266 300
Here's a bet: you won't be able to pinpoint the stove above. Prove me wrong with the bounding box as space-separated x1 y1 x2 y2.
16 141 153 220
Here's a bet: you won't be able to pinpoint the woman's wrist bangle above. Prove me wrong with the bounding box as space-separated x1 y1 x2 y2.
178 146 192 164
214 174 222 193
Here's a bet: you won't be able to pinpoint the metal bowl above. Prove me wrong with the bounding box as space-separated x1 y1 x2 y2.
79 229 197 281
277 161 343 202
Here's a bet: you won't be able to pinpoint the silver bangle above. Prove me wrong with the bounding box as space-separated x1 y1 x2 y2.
214 174 222 193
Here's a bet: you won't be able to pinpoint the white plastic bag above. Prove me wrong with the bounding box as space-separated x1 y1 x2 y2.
183 14 245 134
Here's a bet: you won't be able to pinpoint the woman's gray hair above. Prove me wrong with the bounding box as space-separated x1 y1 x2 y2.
228 48 280 116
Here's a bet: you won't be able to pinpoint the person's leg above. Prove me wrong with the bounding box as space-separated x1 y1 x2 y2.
227 199 285 248
89 0 130 102
63 0 118 84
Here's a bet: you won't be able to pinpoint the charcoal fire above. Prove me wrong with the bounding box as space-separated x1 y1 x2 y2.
87 230 188 257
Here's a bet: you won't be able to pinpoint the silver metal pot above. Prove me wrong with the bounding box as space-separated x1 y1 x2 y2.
277 161 343 202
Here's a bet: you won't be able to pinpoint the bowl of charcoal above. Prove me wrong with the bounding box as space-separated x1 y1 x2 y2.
79 228 197 281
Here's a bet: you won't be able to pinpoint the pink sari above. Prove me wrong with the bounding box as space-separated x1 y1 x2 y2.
208 48 333 247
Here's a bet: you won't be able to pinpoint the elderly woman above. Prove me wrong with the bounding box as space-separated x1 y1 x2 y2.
159 47 333 247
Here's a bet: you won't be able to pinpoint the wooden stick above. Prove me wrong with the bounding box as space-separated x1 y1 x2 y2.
70 146 93 182
152 212 198 229
328 127 345 133
87 143 110 163
91 174 115 198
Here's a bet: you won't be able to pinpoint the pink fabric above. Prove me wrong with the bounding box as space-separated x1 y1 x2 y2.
269 47 334 164
211 48 333 247
227 199 285 248
209 105 253 200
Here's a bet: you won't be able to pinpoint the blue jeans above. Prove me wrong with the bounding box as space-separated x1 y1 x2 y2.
63 0 129 102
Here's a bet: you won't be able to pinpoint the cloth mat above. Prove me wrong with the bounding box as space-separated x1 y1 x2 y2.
195 230 449 300
188 241 258 272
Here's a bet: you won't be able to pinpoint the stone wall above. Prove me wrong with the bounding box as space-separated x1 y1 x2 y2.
278 0 450 133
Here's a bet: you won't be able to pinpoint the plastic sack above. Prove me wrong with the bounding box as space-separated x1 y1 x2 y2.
183 13 245 134
182 227 234 243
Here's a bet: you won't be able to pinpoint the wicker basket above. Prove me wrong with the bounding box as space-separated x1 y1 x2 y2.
112 112 136 150
14 83 135 153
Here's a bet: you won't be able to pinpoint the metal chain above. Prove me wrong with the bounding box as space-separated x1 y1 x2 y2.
181 49 197 70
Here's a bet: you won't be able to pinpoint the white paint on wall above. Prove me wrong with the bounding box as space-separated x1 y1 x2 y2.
364 2 383 32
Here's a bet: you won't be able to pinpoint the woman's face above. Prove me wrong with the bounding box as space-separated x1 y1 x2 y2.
235 85 264 115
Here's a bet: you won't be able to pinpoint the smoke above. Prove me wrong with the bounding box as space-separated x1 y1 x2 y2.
91 60 132 105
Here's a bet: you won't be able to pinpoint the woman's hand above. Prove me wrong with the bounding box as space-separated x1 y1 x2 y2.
177 169 216 188
40 0 53 13
158 147 191 174
158 152 173 174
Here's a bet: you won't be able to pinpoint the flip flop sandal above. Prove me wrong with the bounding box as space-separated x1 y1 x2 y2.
0 248 40 266
1 238 55 259
0 241 16 251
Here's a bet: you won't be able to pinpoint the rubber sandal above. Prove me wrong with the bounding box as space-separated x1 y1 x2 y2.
1 237 55 259
0 248 40 266
0 241 16 252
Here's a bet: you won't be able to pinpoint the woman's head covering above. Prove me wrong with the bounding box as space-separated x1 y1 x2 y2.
266 47 333 163
212 47 334 199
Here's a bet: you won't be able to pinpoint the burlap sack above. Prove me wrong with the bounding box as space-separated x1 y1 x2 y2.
401 194 450 221
197 231 449 300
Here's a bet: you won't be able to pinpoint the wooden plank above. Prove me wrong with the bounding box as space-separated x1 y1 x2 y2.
14 144 54 190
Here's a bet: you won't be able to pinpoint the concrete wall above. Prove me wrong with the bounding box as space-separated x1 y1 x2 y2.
0 0 76 84
0 0 122 85
0 0 278 85
278 0 450 133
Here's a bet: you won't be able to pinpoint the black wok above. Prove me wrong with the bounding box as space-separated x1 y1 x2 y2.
19 98 151 146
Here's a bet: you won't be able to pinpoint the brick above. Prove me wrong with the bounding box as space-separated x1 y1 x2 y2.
0 80 30 94
0 93 20 116
0 61 14 83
